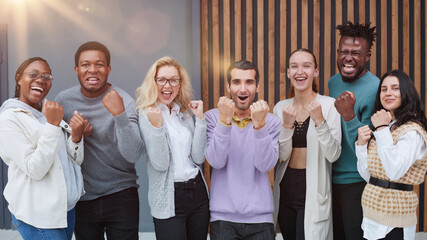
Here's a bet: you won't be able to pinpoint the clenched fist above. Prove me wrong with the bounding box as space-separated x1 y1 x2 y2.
70 111 85 143
102 90 125 116
335 91 356 122
83 119 93 138
371 109 392 130
42 99 64 126
282 104 297 129
305 101 324 126
218 96 235 125
147 107 163 128
189 100 204 119
250 100 269 130
357 125 372 146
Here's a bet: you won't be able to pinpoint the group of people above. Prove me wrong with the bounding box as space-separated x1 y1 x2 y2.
0 20 425 240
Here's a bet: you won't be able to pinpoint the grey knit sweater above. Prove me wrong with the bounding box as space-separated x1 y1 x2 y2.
138 108 208 219
55 85 144 200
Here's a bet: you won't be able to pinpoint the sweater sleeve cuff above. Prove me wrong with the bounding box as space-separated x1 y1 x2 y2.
279 126 293 140
44 123 62 137
254 124 269 139
216 121 232 135
113 111 130 128
343 116 359 127
195 117 207 128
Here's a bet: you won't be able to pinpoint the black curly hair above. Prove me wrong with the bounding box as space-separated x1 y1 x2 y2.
373 70 427 131
336 21 376 51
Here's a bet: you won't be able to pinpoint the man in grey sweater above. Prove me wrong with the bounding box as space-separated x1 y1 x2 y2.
55 41 144 240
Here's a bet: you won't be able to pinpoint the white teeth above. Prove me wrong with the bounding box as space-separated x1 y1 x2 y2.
295 78 305 80
31 87 43 92
344 64 355 68
88 77 98 81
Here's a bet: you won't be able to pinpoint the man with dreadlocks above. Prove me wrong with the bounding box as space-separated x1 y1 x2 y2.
328 21 379 240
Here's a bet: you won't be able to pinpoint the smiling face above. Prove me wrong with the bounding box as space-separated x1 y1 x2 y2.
288 51 319 93
380 76 401 119
18 61 52 109
75 50 111 98
337 36 371 82
227 68 259 114
156 65 181 106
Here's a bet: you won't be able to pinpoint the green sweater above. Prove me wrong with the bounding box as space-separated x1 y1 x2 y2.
328 71 380 184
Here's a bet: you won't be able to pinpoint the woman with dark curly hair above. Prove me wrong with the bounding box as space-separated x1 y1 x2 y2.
356 70 427 240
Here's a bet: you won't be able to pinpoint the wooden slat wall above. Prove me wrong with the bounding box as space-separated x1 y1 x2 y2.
201 0 427 231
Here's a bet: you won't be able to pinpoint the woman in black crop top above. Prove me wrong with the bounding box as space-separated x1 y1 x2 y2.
272 49 342 240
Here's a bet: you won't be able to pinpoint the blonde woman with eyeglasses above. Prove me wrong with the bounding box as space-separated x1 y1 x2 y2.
135 56 209 240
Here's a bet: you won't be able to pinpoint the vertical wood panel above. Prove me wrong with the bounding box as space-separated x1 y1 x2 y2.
223 0 231 97
268 0 275 108
302 0 309 48
291 0 298 51
414 0 421 96
246 0 253 61
280 0 287 100
257 0 265 100
313 0 320 93
235 0 242 60
402 0 409 74
369 0 377 76
336 0 342 73
359 0 365 23
391 0 398 69
212 0 220 106
381 0 387 75
348 0 354 22
324 0 331 95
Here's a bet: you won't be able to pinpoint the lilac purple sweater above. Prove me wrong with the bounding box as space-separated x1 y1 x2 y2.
205 109 281 223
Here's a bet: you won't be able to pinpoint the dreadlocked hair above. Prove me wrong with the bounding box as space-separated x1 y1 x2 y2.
336 21 376 50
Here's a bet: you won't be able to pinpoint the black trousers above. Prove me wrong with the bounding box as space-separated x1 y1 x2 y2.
332 181 366 240
278 167 307 240
153 173 210 240
377 228 404 240
74 187 140 240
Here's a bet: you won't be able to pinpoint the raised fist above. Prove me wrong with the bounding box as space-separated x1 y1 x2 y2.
102 90 125 116
42 100 64 126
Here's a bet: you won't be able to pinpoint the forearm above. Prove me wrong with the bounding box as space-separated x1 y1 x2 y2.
191 117 208 165
254 125 279 173
206 122 231 169
114 111 144 163
67 135 84 165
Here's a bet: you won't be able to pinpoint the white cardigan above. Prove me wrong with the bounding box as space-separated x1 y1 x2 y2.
0 107 83 228
272 94 342 240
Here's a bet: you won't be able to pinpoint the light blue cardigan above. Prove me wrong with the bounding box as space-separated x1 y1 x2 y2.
139 108 209 219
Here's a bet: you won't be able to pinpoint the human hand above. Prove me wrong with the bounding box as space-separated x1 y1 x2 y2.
357 125 372 146
334 91 356 122
250 100 269 130
217 96 235 125
281 104 297 129
371 109 392 130
305 101 324 126
83 119 93 138
102 90 125 116
70 111 85 143
42 100 64 126
189 100 204 119
147 107 163 128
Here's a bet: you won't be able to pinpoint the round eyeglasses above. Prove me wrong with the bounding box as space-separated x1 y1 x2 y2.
27 71 54 82
155 77 181 87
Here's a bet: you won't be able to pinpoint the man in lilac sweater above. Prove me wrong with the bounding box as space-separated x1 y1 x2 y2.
205 60 281 240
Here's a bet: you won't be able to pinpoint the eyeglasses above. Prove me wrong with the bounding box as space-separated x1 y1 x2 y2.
27 71 54 82
155 77 181 87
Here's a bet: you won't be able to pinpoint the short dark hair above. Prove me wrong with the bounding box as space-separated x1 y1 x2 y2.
373 70 427 131
226 60 260 84
15 57 51 98
74 41 111 66
336 21 376 51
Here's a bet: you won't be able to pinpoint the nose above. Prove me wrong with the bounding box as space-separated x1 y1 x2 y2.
164 80 172 87
296 66 304 74
88 64 97 73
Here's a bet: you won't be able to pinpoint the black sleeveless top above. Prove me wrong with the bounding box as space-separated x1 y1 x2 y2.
292 117 310 148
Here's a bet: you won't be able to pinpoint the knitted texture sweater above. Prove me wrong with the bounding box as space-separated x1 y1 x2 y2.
362 122 427 227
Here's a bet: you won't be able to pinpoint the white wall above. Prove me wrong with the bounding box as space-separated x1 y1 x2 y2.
0 0 201 232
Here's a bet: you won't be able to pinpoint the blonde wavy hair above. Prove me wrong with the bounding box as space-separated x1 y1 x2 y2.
135 56 194 114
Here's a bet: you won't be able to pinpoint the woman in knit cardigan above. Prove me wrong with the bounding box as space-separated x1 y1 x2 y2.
356 70 427 240
272 49 342 240
135 56 209 240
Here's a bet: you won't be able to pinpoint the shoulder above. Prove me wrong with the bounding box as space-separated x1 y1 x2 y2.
328 73 342 84
205 109 219 118
267 113 281 125
316 94 336 105
56 86 80 100
111 86 134 100
274 98 292 111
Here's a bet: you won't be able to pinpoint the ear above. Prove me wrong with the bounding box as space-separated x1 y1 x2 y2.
314 68 319 78
365 51 371 63
107 65 112 75
255 82 259 93
226 82 230 93
287 68 290 79
16 74 22 86
74 66 78 74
